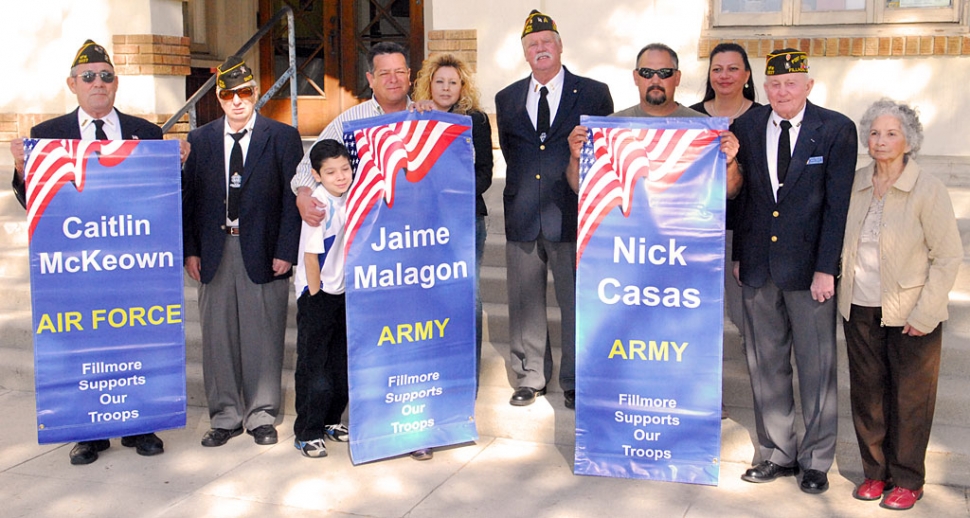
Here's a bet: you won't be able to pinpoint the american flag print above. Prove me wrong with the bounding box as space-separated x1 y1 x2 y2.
577 126 719 261
343 119 469 257
25 139 140 241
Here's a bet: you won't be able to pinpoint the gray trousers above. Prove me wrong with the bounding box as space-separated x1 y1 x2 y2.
199 238 289 430
741 277 838 472
506 237 576 391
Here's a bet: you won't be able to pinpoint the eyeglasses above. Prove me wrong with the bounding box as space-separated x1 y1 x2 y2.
217 86 255 101
74 70 116 84
636 68 676 80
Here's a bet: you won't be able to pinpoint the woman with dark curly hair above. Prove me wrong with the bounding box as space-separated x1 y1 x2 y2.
839 99 962 510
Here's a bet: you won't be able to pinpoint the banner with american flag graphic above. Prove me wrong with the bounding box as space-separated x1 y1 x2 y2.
573 116 727 485
25 139 186 444
341 111 478 464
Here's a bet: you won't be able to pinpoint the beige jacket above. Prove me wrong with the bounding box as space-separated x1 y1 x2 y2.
838 159 963 333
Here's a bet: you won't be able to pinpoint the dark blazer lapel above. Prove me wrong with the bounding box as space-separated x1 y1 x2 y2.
749 107 773 203
63 108 83 139
205 120 227 194
510 78 533 135
117 109 135 139
241 115 267 187
778 102 822 203
549 67 579 138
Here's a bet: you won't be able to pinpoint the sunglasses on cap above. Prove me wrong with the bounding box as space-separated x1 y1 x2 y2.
636 67 676 80
74 70 116 84
217 86 255 101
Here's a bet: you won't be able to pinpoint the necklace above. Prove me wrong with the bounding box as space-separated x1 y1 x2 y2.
711 98 746 120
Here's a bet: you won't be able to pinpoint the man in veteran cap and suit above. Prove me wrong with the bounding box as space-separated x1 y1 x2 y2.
731 49 857 494
181 56 303 448
8 39 183 465
495 10 613 409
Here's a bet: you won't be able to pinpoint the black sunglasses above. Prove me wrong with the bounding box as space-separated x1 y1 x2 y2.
636 67 676 80
217 86 255 101
74 70 116 84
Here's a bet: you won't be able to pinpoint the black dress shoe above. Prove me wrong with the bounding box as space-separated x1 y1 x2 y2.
510 386 546 406
201 426 243 447
121 433 164 456
69 439 111 465
800 469 830 494
248 425 278 445
564 390 576 410
741 460 799 483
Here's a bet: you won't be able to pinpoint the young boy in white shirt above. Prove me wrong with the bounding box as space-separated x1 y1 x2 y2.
292 140 352 458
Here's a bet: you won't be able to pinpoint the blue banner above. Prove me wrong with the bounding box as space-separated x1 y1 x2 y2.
342 111 478 464
574 116 727 484
25 139 187 444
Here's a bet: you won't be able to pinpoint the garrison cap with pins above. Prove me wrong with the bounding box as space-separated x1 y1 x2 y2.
72 39 112 68
521 9 558 39
216 55 255 90
765 48 809 76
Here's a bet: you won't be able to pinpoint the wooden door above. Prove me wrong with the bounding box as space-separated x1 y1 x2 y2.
258 0 423 136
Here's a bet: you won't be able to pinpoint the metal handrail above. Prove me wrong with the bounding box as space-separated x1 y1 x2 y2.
161 6 297 133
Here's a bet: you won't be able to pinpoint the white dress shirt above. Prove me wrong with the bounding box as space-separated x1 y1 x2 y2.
526 66 565 131
765 105 806 201
77 108 121 140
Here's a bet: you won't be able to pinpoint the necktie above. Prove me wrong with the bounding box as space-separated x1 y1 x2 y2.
537 86 550 142
93 119 108 140
777 120 792 186
227 130 247 222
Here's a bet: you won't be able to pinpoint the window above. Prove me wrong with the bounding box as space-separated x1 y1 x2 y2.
714 0 961 26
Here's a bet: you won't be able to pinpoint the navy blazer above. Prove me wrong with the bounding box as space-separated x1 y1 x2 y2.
181 114 303 285
495 67 613 242
11 108 163 208
732 101 857 291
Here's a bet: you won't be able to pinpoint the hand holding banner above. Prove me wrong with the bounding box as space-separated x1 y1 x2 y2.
574 116 728 485
342 111 478 464
26 138 187 444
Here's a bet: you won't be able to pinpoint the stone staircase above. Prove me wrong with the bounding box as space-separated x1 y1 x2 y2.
2 158 970 487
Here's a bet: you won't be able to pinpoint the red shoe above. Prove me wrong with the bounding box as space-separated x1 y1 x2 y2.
853 479 891 501
880 487 923 510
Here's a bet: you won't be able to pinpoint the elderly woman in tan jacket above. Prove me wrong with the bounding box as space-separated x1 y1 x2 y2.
838 99 962 511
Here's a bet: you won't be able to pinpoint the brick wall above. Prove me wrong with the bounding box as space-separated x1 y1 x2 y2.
112 35 191 76
426 30 478 70
699 35 970 58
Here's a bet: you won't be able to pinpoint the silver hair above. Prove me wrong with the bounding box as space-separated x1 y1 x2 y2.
520 31 562 52
859 98 923 157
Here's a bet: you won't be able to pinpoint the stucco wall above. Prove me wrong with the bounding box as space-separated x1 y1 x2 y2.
0 0 184 116
427 0 970 158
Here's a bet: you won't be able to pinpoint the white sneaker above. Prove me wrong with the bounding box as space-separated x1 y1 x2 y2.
294 438 327 458
324 424 349 442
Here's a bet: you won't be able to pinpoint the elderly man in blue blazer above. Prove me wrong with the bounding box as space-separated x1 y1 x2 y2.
8 39 187 465
495 10 613 409
182 56 303 448
731 49 857 495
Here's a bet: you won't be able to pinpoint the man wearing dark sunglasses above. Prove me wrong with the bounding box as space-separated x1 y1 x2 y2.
181 55 303 450
614 43 704 119
7 39 176 465
566 43 742 197
9 39 185 208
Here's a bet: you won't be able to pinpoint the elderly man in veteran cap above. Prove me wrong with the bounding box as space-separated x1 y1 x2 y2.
8 39 184 465
181 56 303 448
731 49 857 494
495 10 613 409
